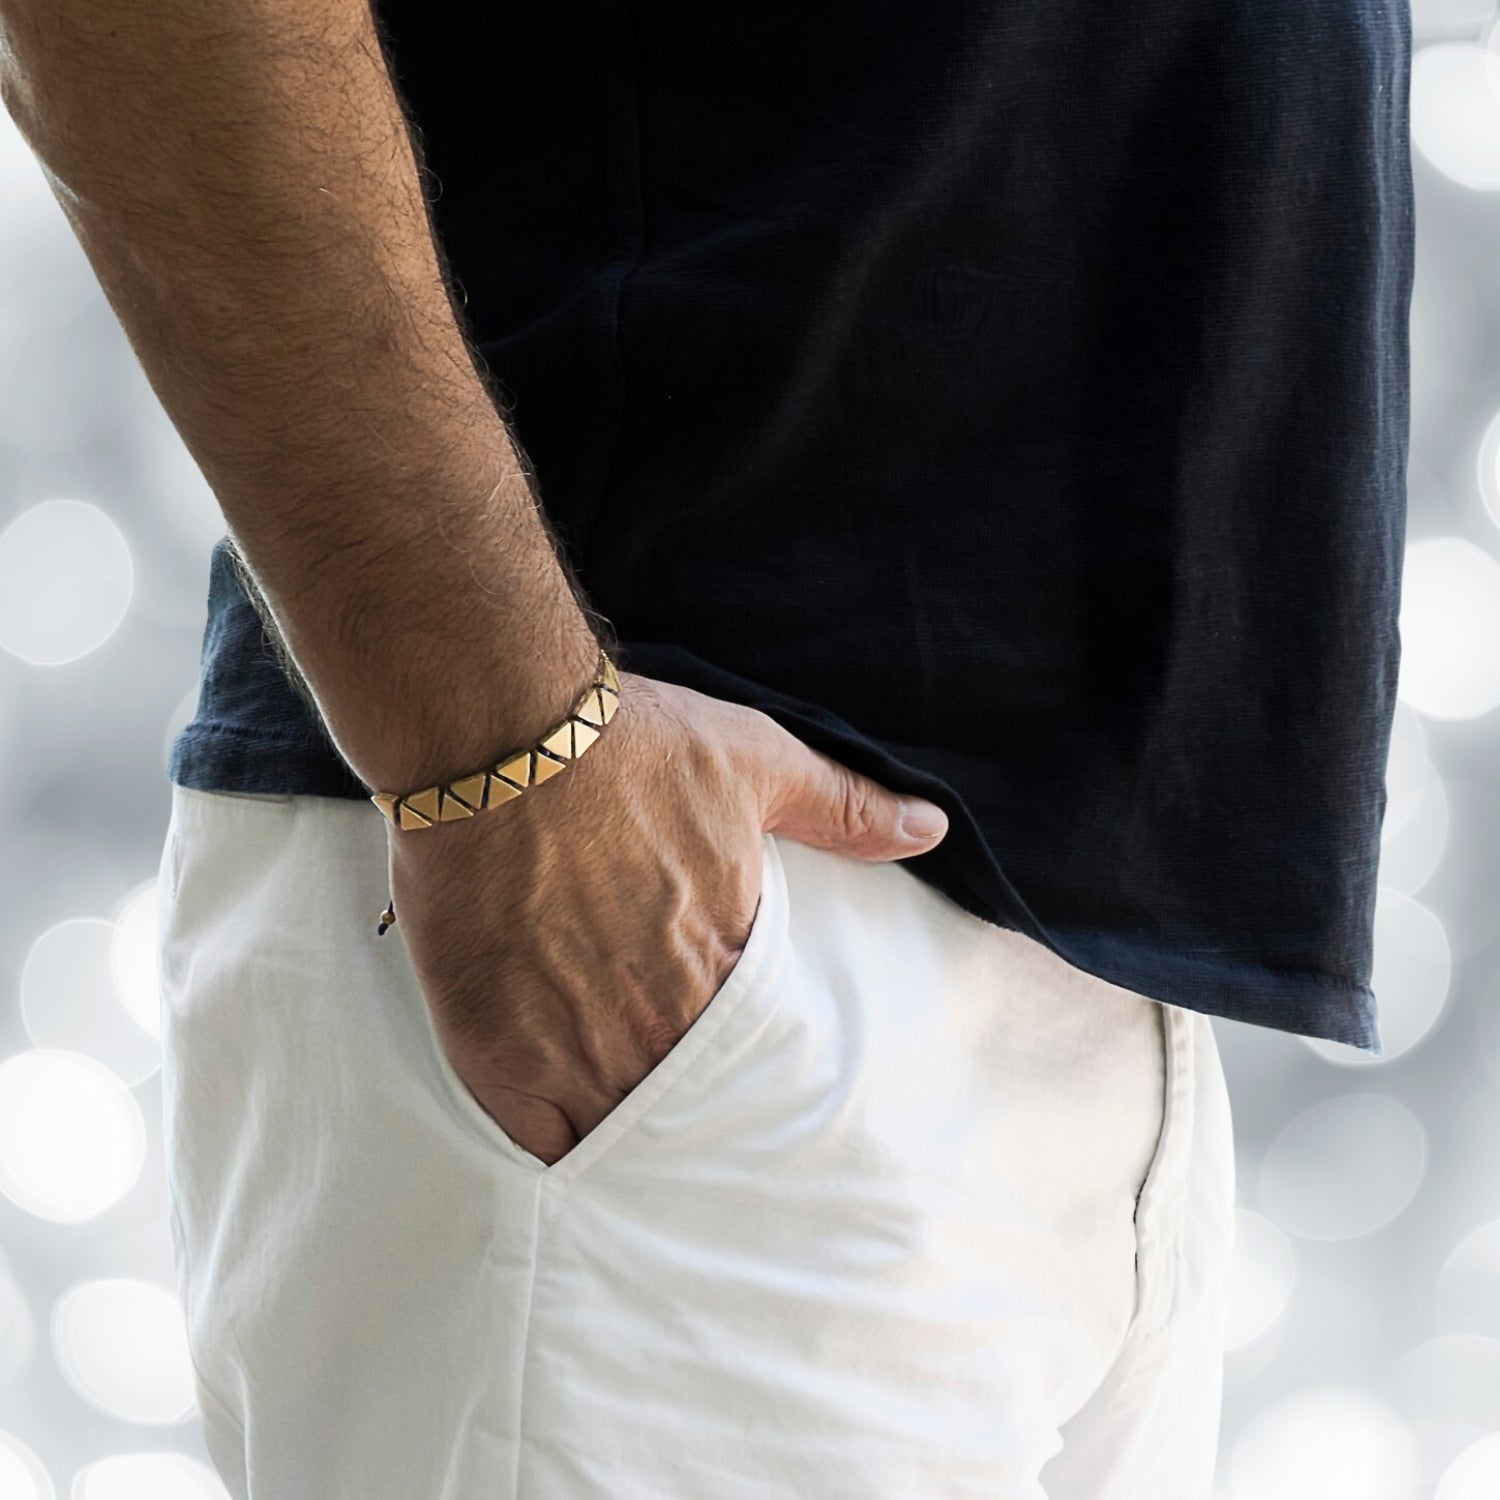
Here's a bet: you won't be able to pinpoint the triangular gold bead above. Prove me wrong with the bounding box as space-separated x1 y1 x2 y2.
601 657 621 693
397 801 434 830
598 687 619 723
485 774 524 805
574 689 606 729
449 772 489 808
494 752 531 788
540 724 574 760
531 752 567 783
571 719 601 755
405 786 443 822
437 791 475 821
371 793 400 824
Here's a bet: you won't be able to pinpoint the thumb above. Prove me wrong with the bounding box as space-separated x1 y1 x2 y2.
765 740 950 861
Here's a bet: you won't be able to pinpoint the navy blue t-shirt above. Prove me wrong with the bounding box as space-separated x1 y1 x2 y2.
170 1 1414 1053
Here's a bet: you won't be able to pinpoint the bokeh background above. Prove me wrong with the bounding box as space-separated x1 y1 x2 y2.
2 3 1500 1496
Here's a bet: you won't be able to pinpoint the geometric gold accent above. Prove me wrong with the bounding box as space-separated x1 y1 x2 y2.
484 774 525 807
437 790 475 821
539 724 575 761
405 785 442 824
397 801 434 831
530 752 567 784
574 688 606 728
493 751 532 789
367 646 622 836
449 772 490 808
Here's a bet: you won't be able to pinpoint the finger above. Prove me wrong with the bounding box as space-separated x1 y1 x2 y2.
761 734 949 861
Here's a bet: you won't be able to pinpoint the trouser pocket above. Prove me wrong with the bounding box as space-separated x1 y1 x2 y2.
507 837 1176 1497
156 787 1181 1499
408 832 793 1182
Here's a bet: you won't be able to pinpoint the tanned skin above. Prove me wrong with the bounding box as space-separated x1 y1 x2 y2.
0 0 948 1163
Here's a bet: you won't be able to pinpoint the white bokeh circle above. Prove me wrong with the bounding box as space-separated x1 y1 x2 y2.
0 1050 146 1224
1390 1334 1500 1436
0 500 134 666
1479 406 1500 536
1436 1219 1500 1339
1437 1432 1500 1500
1397 536 1500 720
1411 42 1500 190
70 1454 230 1500
52 1280 197 1425
1258 1092 1426 1241
0 1431 54 1500
1229 1388 1419 1500
1224 1209 1296 1353
21 918 160 1085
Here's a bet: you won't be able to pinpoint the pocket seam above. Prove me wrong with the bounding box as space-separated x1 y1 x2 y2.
1114 1000 1193 1352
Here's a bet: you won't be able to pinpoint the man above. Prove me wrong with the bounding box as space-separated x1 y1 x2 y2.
0 0 1411 1494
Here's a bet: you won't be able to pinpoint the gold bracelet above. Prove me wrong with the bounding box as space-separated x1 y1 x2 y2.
369 646 621 933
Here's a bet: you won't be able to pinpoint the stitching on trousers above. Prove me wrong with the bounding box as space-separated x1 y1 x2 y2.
507 1179 547 1500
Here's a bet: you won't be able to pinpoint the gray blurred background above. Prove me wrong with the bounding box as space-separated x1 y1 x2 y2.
1 4 1499 1496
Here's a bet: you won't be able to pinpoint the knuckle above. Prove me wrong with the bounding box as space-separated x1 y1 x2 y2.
707 707 787 820
716 705 779 777
834 774 883 842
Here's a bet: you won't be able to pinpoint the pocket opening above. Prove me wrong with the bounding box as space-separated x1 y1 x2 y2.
417 832 791 1184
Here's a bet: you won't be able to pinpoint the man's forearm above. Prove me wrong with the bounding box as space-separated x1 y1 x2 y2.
0 0 604 792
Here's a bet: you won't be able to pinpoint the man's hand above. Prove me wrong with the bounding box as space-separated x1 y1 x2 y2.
388 673 950 1167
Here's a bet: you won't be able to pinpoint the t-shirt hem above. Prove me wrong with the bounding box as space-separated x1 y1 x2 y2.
165 722 1382 1057
168 725 371 800
1025 927 1381 1056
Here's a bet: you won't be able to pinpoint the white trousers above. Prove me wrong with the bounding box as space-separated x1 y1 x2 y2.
156 783 1237 1499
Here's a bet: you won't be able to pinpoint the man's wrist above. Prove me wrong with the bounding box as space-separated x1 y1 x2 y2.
372 640 620 843
227 482 611 796
355 626 610 799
